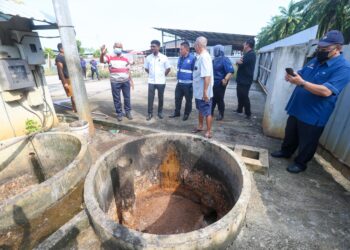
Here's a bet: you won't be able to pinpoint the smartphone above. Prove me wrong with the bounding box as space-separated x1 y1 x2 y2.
285 68 296 77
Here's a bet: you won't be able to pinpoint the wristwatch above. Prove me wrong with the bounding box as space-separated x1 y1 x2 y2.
300 80 306 88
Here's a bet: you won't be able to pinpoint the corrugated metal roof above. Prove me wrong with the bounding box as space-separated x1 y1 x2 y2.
0 0 56 25
259 25 318 53
154 27 255 50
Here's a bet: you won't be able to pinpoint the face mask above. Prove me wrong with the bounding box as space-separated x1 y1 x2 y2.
316 50 330 63
114 48 122 55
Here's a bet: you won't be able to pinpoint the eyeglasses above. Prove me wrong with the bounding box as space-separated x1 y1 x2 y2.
316 46 337 52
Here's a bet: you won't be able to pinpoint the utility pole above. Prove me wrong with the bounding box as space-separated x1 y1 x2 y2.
52 0 95 135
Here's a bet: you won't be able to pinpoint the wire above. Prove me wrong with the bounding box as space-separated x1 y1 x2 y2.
33 66 55 131
16 100 44 128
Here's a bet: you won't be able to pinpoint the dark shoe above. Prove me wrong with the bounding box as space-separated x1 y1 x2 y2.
146 114 153 121
183 114 189 121
270 151 291 158
158 113 164 119
234 110 243 114
126 112 133 120
216 114 224 121
245 114 251 119
287 164 306 174
169 113 180 118
116 116 123 122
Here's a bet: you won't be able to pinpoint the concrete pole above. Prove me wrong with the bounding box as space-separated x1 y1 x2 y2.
52 0 95 135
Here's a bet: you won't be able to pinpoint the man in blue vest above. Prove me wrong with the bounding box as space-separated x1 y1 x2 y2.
271 30 350 174
169 41 196 121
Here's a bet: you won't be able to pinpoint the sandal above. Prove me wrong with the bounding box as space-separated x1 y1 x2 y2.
204 131 212 138
192 127 203 133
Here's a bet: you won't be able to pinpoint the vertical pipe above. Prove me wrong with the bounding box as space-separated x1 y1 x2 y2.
162 30 165 55
175 35 177 56
29 152 46 183
52 0 95 135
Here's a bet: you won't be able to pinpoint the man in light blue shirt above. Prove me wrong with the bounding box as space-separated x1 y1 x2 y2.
192 36 214 138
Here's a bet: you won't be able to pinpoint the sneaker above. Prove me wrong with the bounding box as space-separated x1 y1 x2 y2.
117 116 123 122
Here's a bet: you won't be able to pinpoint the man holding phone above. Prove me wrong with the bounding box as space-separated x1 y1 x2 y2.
271 30 350 174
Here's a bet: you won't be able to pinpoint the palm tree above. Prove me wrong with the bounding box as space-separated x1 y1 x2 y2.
256 1 301 49
278 0 302 37
295 0 350 39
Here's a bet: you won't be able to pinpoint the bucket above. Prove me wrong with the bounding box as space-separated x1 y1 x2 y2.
69 120 89 141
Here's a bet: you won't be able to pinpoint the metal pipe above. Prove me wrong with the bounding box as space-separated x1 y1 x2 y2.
52 0 95 135
29 152 46 183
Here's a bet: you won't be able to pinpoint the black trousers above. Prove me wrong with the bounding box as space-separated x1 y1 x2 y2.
281 116 324 169
236 83 251 116
148 84 165 115
212 84 227 116
174 83 193 116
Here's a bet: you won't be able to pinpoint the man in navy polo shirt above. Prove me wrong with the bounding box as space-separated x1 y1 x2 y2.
169 41 196 121
271 30 350 174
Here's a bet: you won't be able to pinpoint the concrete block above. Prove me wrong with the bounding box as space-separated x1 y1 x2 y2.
234 144 269 174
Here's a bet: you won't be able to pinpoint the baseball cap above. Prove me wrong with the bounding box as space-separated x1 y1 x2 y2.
318 30 344 47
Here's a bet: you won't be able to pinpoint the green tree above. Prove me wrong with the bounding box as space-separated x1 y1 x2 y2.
257 1 301 49
295 0 350 40
256 0 350 49
278 0 301 37
43 48 55 59
93 49 101 58
76 39 85 55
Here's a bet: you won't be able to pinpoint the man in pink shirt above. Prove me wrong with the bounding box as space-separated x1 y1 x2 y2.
100 42 134 121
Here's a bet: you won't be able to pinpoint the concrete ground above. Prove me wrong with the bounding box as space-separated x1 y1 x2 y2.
46 75 350 249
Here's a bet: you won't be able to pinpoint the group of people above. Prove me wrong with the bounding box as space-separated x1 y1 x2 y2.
80 57 100 80
98 37 256 138
56 29 350 174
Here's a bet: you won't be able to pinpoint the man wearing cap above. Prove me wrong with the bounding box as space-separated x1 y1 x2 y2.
271 30 350 174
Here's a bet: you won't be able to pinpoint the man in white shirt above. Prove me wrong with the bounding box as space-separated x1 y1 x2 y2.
192 36 214 138
144 40 171 120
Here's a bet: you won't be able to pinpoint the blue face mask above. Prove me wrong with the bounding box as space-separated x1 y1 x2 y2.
114 48 122 55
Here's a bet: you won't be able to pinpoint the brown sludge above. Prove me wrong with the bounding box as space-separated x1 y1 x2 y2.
108 146 232 235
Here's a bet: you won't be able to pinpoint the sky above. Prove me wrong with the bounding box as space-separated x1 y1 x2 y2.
27 0 292 52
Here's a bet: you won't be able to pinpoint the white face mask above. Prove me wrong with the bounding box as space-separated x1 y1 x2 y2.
114 48 122 55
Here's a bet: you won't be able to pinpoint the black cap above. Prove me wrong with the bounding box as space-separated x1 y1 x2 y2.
318 30 344 47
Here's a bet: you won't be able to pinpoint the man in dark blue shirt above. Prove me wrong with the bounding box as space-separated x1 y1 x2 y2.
236 39 256 119
212 45 234 121
271 30 350 174
169 41 196 121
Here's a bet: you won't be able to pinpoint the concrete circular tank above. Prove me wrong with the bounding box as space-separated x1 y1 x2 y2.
84 133 251 249
0 132 91 249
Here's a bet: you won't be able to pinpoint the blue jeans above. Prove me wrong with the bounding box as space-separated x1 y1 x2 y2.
111 81 131 117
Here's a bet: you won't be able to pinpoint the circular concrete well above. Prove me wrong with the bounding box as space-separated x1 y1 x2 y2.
0 132 91 249
85 133 251 249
